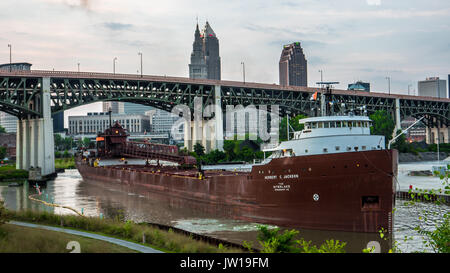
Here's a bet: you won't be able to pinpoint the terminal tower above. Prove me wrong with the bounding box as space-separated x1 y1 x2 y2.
189 21 221 80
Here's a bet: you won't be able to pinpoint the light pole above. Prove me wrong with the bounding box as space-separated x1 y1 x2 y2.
241 61 245 84
7 44 11 72
386 76 391 95
77 63 80 72
113 57 117 74
318 70 323 88
138 52 143 78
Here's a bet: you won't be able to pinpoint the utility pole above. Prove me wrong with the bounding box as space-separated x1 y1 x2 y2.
113 57 117 74
138 52 143 78
7 44 11 72
241 61 245 84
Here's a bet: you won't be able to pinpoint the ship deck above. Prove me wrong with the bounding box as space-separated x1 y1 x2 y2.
99 164 250 178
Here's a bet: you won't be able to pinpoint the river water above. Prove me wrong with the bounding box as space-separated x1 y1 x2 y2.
1 160 448 253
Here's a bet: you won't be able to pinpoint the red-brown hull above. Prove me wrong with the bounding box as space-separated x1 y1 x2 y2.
76 149 397 233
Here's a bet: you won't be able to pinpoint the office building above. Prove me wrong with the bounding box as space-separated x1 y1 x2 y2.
418 77 447 98
68 112 150 135
189 21 221 80
279 42 308 87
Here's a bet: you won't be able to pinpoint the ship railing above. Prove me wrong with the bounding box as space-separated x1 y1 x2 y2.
121 142 185 165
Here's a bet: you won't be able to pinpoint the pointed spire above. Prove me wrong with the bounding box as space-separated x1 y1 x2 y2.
194 20 201 39
202 21 216 38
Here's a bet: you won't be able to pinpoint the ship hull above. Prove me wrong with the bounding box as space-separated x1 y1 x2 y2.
76 149 397 233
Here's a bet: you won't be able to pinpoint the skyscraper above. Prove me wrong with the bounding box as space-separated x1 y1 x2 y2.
189 21 221 80
102 101 124 114
279 42 308 87
418 77 447 98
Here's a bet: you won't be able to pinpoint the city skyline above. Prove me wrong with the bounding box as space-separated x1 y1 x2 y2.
1 0 449 124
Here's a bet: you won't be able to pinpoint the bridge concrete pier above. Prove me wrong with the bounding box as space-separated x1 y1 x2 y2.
185 117 223 153
426 125 449 144
183 85 224 153
15 78 55 179
395 98 401 133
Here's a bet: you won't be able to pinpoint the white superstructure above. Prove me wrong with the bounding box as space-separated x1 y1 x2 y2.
264 114 385 158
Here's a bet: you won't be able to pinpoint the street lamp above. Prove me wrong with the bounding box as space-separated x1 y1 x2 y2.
318 70 323 88
113 57 117 74
7 44 11 72
138 52 143 78
386 76 391 95
241 61 245 84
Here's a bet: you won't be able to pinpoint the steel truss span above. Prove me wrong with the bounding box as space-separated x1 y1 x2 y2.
0 70 448 126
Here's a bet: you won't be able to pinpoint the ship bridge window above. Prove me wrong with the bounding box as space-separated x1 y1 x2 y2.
330 122 336 128
336 122 342 128
342 122 347 127
362 196 380 209
324 122 330 128
311 122 317 129
357 121 361 127
305 123 311 129
318 122 323 128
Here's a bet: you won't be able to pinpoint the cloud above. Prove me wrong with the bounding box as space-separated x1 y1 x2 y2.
102 22 134 31
366 0 381 6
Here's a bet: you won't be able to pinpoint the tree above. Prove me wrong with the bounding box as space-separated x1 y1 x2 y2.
279 114 307 142
237 146 255 162
0 146 6 160
0 125 6 133
202 149 226 164
193 143 205 157
82 137 91 149
223 140 237 161
369 110 395 146
54 133 63 150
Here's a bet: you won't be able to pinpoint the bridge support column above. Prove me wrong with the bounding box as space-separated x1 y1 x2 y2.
427 125 449 144
29 118 39 169
183 88 224 153
183 119 192 151
15 119 23 169
38 78 56 176
213 85 224 152
21 119 30 170
16 78 55 177
394 98 401 134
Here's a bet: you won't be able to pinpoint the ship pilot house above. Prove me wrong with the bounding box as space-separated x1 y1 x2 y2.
265 115 385 159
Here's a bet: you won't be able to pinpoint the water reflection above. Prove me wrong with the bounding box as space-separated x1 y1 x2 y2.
1 161 448 253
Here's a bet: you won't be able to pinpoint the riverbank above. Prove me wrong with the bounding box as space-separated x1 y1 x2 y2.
0 165 28 182
8 210 245 253
399 152 449 163
55 157 75 169
0 223 138 253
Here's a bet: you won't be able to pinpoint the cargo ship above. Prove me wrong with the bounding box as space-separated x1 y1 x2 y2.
76 109 397 233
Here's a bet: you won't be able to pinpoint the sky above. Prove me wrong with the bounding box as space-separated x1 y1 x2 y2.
1 0 449 124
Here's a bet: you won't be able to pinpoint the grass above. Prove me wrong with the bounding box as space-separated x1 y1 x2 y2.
9 210 245 253
0 165 28 181
55 157 75 169
0 224 138 253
